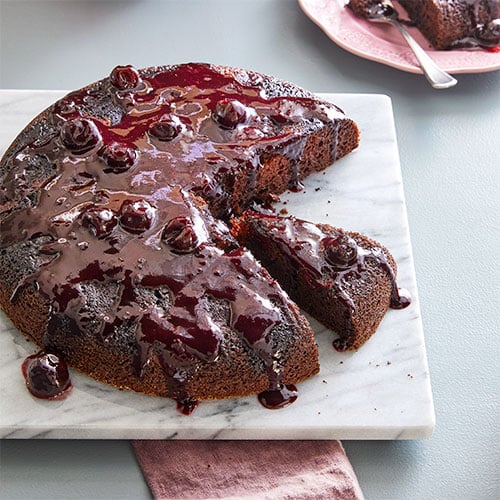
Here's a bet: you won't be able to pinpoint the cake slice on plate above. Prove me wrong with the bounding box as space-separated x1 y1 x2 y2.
347 0 499 50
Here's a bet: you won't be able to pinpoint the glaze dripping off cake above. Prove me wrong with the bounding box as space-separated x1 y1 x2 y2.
348 0 500 50
0 63 361 411
232 212 410 352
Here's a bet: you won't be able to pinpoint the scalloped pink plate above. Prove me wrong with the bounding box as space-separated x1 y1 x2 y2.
299 0 500 74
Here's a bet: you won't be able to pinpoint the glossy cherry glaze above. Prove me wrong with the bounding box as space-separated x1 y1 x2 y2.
1 64 343 411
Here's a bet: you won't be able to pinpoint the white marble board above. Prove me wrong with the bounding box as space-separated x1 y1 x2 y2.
0 91 434 439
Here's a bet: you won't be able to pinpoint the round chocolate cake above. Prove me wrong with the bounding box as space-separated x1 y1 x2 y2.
0 63 361 411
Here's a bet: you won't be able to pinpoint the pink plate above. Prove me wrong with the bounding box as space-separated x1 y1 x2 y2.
299 0 500 74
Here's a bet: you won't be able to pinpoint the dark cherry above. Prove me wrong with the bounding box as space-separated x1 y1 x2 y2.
53 98 76 116
119 199 155 233
109 65 141 90
22 351 72 400
100 142 138 172
269 101 293 125
213 99 248 129
149 116 182 141
258 384 298 409
162 216 199 253
81 206 118 238
323 234 358 269
60 118 101 154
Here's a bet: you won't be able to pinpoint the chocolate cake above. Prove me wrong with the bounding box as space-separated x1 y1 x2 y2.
348 0 500 50
0 63 361 411
231 212 410 352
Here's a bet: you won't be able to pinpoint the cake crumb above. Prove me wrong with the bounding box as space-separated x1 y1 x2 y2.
386 361 392 365
279 208 288 215
322 379 328 384
339 361 343 364
315 187 321 192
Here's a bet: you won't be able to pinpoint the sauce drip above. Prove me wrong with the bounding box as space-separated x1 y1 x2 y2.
176 398 200 416
258 384 298 409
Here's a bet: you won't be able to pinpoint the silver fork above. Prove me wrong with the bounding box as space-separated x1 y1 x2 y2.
365 0 458 89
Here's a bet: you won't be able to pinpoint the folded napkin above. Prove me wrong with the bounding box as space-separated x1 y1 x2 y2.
133 440 364 499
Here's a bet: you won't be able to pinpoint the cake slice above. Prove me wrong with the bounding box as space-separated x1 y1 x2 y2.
232 212 410 351
347 0 499 50
398 0 499 49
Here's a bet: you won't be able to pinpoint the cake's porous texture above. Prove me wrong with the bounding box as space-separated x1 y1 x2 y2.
348 0 500 50
231 212 411 351
0 63 363 409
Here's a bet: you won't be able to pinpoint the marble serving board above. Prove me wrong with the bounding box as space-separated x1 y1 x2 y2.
0 91 434 439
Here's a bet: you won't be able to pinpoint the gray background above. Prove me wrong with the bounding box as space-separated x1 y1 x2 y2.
0 1 498 499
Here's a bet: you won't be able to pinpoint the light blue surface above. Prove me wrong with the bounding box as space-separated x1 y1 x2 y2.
0 1 499 499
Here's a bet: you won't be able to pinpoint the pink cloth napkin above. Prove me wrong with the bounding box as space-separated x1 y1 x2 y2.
133 440 364 499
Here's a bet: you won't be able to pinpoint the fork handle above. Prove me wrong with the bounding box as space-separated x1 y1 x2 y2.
391 20 458 89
